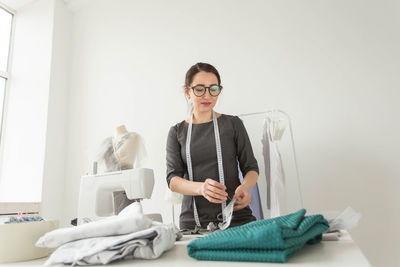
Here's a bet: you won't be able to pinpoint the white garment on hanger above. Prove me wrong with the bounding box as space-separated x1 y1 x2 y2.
264 118 287 218
262 119 271 210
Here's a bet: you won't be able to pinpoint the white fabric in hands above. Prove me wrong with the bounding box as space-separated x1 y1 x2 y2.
36 203 151 248
218 198 236 230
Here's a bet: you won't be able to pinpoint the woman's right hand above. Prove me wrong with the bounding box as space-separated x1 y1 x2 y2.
200 178 228 203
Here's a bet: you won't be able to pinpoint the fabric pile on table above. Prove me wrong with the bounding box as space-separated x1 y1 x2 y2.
187 209 329 263
36 203 177 265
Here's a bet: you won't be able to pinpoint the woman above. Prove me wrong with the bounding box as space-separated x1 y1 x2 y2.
166 62 259 230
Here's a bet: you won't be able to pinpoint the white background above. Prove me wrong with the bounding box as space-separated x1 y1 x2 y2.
0 0 399 266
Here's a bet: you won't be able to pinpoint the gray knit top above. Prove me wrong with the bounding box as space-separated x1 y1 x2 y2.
166 114 259 229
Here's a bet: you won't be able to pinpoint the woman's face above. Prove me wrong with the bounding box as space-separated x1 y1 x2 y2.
186 71 220 114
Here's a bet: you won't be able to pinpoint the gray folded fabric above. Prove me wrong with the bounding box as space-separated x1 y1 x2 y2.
44 223 176 265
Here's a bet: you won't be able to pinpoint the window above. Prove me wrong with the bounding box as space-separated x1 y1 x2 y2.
0 4 13 146
0 2 50 215
0 5 38 216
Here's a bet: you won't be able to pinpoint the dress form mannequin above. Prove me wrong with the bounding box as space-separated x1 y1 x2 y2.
111 125 143 214
112 125 141 170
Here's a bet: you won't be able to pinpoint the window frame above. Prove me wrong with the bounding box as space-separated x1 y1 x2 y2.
0 3 15 145
0 202 41 215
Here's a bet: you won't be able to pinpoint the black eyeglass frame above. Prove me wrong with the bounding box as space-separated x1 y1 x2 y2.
190 84 223 97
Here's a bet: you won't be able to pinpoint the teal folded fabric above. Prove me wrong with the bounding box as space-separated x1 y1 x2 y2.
187 209 329 263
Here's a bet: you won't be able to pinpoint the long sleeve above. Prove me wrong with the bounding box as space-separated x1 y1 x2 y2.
166 125 185 187
234 116 259 176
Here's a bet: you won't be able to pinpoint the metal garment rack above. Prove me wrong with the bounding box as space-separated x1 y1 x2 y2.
237 109 304 209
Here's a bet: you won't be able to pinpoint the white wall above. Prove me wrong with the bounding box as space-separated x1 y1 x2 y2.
0 0 54 202
40 0 71 220
57 0 398 266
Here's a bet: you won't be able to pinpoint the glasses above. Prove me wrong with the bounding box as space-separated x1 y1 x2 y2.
190 84 223 97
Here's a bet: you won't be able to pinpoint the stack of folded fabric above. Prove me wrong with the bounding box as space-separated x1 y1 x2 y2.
36 203 177 265
187 209 329 263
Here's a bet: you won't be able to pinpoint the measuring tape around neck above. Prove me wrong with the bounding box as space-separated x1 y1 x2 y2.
186 110 227 228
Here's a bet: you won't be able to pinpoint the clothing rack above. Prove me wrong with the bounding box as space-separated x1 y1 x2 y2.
237 109 304 210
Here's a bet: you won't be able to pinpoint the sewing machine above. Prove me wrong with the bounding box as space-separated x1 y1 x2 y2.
77 168 155 225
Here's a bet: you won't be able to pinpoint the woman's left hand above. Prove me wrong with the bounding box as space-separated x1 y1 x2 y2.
232 186 251 211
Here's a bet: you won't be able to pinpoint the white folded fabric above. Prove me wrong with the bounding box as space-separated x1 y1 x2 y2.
36 203 152 248
44 223 176 265
36 202 177 265
322 231 341 241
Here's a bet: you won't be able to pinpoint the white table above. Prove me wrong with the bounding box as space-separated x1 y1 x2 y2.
1 231 371 266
